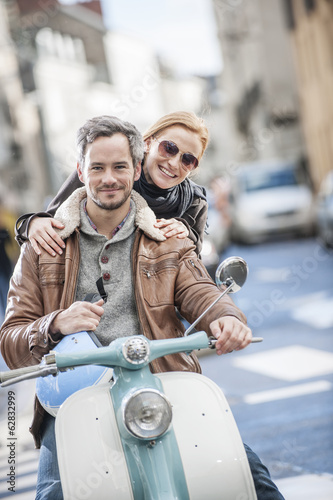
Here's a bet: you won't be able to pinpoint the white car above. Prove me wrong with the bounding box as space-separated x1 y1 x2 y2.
229 161 315 244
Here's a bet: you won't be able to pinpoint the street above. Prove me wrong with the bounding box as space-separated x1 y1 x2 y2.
200 235 333 498
0 235 333 499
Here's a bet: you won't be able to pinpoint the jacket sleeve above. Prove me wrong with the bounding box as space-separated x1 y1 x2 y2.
176 197 208 255
15 170 83 245
174 242 247 331
46 170 83 214
0 244 63 369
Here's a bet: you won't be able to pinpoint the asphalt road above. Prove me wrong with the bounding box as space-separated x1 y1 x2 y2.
199 235 333 497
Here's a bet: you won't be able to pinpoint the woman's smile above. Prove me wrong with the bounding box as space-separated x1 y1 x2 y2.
158 165 177 179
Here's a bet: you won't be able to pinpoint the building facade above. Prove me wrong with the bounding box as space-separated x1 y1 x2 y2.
211 0 306 178
283 0 333 190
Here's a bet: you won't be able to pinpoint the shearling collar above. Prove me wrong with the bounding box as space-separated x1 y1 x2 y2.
54 187 166 242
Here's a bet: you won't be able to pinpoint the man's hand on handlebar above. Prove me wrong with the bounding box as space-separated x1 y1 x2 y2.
50 299 105 336
209 316 252 356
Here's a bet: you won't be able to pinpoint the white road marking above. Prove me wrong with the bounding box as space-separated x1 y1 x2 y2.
279 290 329 309
291 297 333 329
253 267 290 282
244 380 332 404
233 345 333 381
275 473 333 500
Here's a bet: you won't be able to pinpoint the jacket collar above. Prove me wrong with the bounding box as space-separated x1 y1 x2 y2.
54 186 166 242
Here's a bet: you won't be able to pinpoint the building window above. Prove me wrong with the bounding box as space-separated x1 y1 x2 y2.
36 27 86 63
304 0 316 13
283 0 296 30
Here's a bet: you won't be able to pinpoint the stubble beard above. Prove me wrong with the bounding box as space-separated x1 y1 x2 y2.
88 184 132 211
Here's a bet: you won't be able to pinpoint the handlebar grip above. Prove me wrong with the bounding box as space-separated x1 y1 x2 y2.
208 336 263 349
0 364 42 383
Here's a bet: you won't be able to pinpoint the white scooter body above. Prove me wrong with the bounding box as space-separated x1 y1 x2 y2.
56 370 256 500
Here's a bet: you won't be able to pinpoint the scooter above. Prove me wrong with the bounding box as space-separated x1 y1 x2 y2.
1 256 262 500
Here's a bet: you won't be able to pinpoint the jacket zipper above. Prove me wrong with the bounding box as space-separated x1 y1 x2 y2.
188 258 204 278
62 230 80 309
143 269 152 279
132 232 154 341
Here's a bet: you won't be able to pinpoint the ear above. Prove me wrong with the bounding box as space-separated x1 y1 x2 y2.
134 160 142 181
144 137 152 153
77 161 85 184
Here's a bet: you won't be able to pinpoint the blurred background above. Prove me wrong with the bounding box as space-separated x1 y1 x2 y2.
0 0 332 498
0 0 332 274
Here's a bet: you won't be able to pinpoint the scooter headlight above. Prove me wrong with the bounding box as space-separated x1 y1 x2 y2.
124 389 172 439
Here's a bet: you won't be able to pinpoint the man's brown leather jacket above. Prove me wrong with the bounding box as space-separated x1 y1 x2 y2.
0 190 246 447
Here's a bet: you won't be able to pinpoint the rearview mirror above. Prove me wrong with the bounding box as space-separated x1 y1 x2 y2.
215 256 248 293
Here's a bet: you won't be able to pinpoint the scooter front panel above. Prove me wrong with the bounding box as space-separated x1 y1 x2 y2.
157 371 257 500
56 384 134 500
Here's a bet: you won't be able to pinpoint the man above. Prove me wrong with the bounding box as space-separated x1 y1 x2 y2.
0 116 284 499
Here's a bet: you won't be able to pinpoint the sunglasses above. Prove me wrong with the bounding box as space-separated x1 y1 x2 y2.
153 138 199 171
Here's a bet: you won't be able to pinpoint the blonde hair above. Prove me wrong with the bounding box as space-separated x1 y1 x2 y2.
143 111 209 161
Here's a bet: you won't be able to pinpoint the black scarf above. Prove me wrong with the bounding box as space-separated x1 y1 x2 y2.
133 169 207 219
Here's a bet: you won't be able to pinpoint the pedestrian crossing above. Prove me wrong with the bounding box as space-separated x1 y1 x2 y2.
0 447 38 499
244 380 332 405
0 381 38 499
233 345 333 381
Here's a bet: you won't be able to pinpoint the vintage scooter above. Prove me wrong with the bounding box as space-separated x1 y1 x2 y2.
1 256 262 500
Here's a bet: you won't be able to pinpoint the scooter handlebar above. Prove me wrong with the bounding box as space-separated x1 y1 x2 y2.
0 363 58 387
0 333 264 387
208 336 263 349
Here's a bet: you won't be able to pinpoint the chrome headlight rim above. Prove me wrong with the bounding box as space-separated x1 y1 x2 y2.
123 388 173 440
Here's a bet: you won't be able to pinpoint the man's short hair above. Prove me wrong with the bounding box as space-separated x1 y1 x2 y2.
77 115 144 167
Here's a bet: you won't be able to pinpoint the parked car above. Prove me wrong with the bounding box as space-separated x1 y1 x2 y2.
315 170 333 248
229 160 315 244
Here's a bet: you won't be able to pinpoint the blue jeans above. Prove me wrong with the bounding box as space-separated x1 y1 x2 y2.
36 414 284 499
244 443 285 499
35 414 63 500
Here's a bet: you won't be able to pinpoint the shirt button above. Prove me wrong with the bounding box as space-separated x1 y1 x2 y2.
105 244 110 250
101 256 109 264
103 273 110 281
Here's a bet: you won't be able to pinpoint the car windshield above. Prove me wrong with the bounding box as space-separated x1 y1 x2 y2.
240 168 298 192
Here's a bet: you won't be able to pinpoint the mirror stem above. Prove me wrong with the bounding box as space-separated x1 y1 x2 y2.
184 281 234 336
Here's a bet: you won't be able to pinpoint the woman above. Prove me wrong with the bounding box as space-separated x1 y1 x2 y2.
15 111 209 255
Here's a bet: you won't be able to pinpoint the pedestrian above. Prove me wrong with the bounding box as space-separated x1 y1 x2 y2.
0 227 12 322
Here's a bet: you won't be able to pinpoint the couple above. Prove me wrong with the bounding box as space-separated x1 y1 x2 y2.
1 112 284 499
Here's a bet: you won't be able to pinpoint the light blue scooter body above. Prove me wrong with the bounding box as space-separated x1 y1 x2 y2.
36 331 113 416
53 332 257 499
